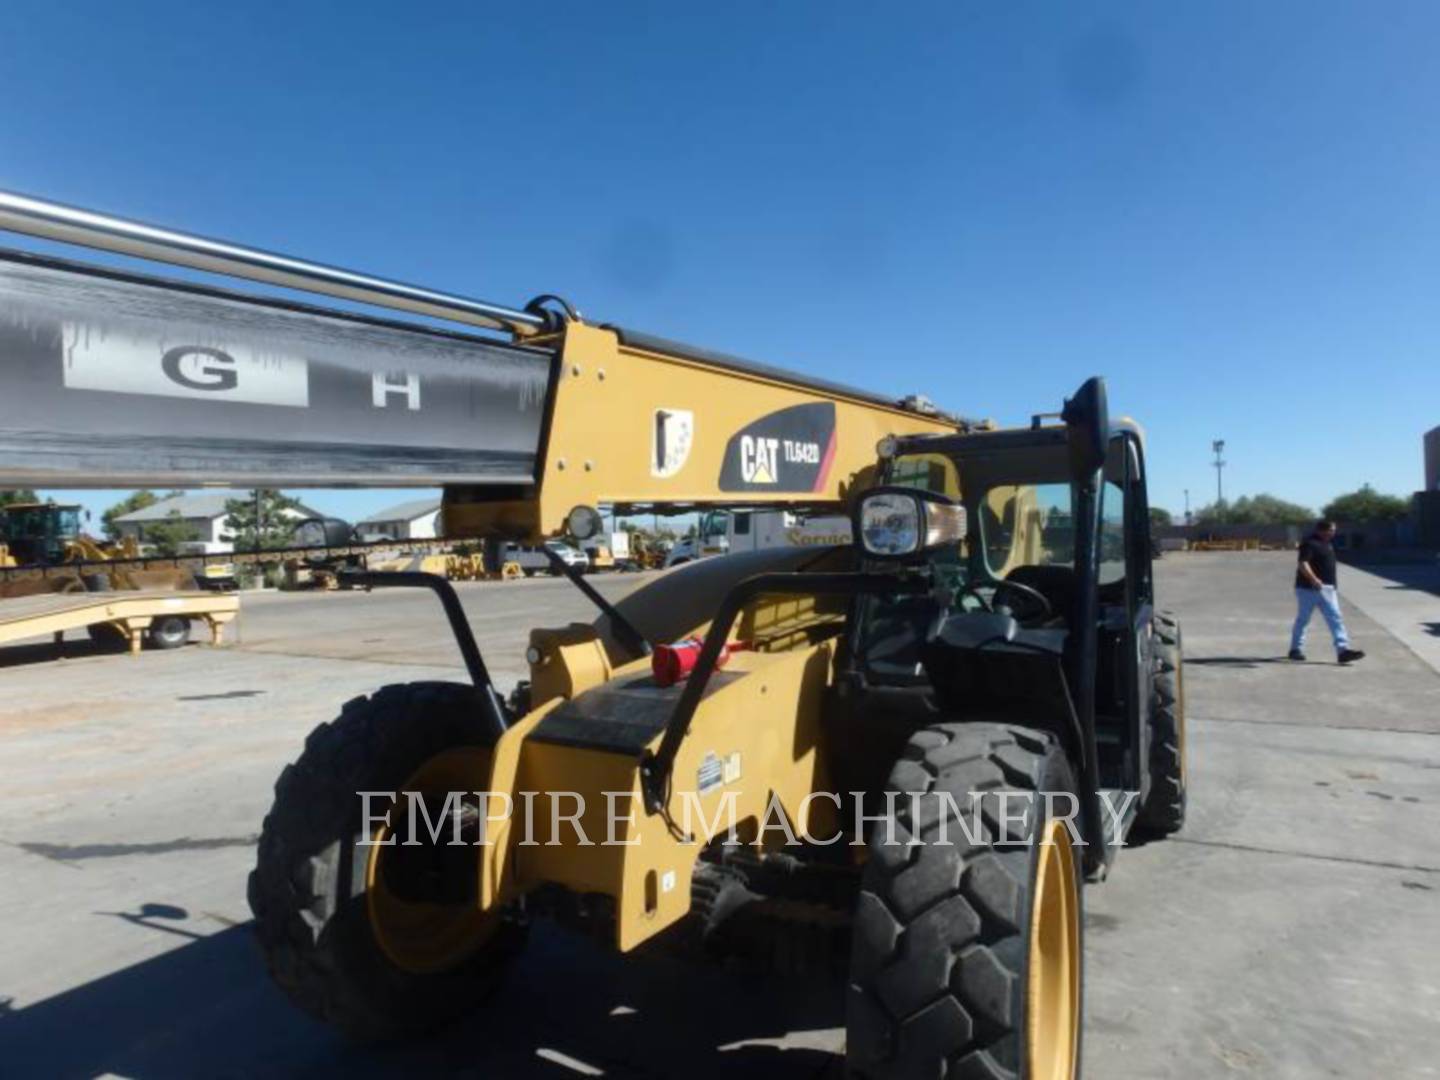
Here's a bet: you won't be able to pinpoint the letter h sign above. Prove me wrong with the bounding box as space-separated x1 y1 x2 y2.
373 371 420 410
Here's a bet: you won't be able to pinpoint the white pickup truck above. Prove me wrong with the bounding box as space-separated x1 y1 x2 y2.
664 509 851 567
502 540 590 576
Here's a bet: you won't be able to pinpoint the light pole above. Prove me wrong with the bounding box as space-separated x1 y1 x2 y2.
1212 440 1227 504
1184 488 1191 525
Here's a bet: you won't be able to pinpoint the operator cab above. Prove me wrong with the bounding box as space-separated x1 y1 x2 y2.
848 387 1155 809
0 501 85 565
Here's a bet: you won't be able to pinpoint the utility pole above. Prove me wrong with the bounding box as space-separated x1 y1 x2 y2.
1184 488 1191 525
1211 440 1226 504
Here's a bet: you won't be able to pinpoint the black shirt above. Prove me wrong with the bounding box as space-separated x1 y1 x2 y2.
1295 535 1337 589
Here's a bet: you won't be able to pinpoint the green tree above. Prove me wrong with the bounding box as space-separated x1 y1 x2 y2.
1149 507 1174 528
101 490 159 539
224 489 304 551
1322 484 1410 523
1194 494 1314 527
143 510 199 556
0 489 38 507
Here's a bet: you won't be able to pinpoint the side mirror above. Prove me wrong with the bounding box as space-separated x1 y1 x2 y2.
1060 376 1109 479
855 486 967 560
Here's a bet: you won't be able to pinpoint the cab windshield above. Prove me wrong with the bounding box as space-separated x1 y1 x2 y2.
852 439 1125 683
2 506 81 539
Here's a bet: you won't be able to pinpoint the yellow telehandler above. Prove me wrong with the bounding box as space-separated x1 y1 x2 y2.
0 190 1187 1079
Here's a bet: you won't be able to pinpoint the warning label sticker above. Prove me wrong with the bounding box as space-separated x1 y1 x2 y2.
697 750 742 795
697 752 724 795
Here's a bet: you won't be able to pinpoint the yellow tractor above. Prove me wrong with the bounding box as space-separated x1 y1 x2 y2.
0 501 186 595
0 190 1188 1079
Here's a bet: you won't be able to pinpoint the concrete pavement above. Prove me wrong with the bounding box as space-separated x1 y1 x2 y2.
0 553 1437 1078
1341 558 1440 676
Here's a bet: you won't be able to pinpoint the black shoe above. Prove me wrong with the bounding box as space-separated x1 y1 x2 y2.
1288 649 1306 661
1338 649 1366 664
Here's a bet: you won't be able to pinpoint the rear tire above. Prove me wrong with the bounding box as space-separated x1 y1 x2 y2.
1136 612 1186 835
248 682 525 1041
147 615 190 650
848 722 1083 1080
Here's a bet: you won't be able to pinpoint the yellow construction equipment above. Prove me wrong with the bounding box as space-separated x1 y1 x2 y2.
1189 537 1261 552
0 501 88 567
0 501 195 594
0 189 1190 1079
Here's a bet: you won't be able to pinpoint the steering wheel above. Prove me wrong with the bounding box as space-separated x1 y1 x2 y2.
960 578 1054 623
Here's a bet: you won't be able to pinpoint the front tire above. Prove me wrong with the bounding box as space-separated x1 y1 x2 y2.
1136 611 1186 834
248 682 524 1041
848 722 1083 1080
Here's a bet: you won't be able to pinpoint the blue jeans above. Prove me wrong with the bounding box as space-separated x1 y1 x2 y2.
1291 585 1350 655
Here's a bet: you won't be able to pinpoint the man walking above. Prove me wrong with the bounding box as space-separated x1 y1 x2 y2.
1290 519 1365 663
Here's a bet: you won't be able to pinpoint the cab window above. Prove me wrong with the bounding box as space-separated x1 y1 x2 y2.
979 483 1074 576
888 453 960 498
1099 481 1125 586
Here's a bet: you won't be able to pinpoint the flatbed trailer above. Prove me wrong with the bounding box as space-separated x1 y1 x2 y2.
0 536 451 587
0 588 238 654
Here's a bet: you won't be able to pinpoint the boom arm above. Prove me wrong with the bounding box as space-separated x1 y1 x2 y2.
445 320 961 539
0 190 963 541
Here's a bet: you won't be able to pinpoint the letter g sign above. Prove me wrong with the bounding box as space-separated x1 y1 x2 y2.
161 346 239 392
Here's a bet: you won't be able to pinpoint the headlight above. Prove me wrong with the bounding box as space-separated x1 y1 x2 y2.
859 493 922 556
566 504 603 541
855 488 967 559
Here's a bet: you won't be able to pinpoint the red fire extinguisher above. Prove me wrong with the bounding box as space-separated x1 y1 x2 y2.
651 637 748 688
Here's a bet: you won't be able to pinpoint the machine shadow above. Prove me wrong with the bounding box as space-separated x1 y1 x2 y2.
0 639 111 670
0 639 205 670
1184 656 1294 668
0 918 843 1080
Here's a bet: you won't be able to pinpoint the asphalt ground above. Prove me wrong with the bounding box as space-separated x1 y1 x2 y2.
0 552 1436 1078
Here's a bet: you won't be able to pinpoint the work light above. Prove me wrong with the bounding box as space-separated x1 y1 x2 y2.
856 488 967 558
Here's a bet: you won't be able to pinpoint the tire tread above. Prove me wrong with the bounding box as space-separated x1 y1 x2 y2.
848 722 1077 1080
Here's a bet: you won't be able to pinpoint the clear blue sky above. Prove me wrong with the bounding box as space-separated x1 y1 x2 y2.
4 1 1436 525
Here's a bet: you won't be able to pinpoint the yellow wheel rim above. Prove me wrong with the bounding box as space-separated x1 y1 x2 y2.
1026 818 1080 1080
365 747 501 974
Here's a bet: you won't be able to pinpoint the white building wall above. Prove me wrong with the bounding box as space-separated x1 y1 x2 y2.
409 510 440 539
